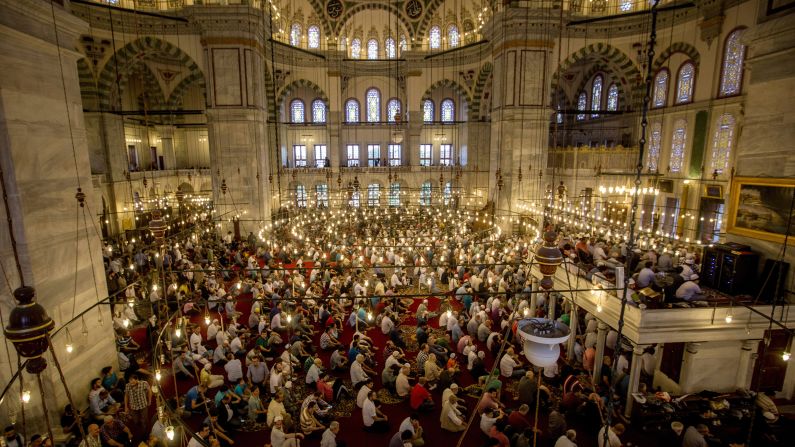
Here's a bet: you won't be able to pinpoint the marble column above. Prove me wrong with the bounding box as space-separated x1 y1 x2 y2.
593 320 609 385
0 0 115 432
625 343 648 417
157 125 176 170
567 302 579 360
678 342 702 392
735 340 758 389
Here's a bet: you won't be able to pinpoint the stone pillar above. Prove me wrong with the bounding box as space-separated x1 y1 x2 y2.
0 0 114 432
567 302 579 360
157 125 177 170
735 340 758 389
625 343 648 417
593 320 609 384
678 342 701 392
486 8 554 226
196 6 272 226
84 111 128 236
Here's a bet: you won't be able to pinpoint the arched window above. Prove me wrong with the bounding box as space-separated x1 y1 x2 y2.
350 38 361 58
315 184 329 207
676 62 695 104
420 181 432 206
367 39 379 59
448 25 460 48
719 29 746 97
367 183 380 207
653 70 669 108
710 113 735 174
385 37 396 59
290 23 302 46
311 99 326 123
295 184 307 207
389 183 401 206
399 35 408 52
647 122 662 172
576 92 587 121
290 99 305 123
345 99 360 123
387 98 401 122
422 99 434 123
349 190 360 208
429 26 441 49
606 83 619 111
366 88 380 122
443 181 453 205
440 99 455 122
669 119 687 173
591 75 603 118
307 26 320 49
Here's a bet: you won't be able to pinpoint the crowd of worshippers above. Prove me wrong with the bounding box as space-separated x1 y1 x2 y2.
555 233 706 305
27 214 731 447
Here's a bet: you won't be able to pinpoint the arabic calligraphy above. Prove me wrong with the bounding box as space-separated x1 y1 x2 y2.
326 0 343 19
405 0 423 20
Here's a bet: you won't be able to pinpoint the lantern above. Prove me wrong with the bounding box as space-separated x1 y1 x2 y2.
149 209 167 242
534 231 562 291
4 287 55 374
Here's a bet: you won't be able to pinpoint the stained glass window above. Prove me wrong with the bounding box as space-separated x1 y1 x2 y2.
295 184 307 207
440 99 455 122
710 113 735 174
399 35 408 52
307 26 320 49
443 181 453 205
420 181 432 206
387 99 401 122
429 26 441 50
385 38 396 58
367 183 380 206
607 83 619 111
422 99 434 123
576 92 587 121
647 122 662 172
591 75 603 118
312 99 326 123
653 70 669 108
345 99 359 123
720 29 746 97
670 119 687 173
366 88 380 122
290 99 305 123
389 183 401 206
676 62 695 104
388 144 401 166
367 39 379 59
448 25 460 48
620 0 633 11
350 38 361 58
316 184 329 207
290 23 302 46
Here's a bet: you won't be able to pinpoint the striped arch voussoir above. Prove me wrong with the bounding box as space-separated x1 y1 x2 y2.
421 79 472 105
652 42 701 73
166 72 206 110
276 79 330 110
551 43 641 106
334 3 414 39
97 36 203 111
416 0 445 37
470 62 493 120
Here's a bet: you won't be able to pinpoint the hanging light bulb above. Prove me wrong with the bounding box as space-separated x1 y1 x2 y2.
155 369 162 381
446 309 452 319
725 313 733 324
204 314 211 325
367 311 373 321
286 313 292 323
122 318 130 328
523 307 530 317
783 351 791 362
175 327 181 338
65 343 73 353
21 390 31 403
165 426 175 440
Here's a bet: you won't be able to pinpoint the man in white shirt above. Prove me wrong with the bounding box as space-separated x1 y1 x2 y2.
206 319 220 342
320 421 340 447
362 391 389 432
224 355 243 382
499 348 526 378
306 358 322 387
350 354 370 387
555 430 578 447
675 275 704 301
396 364 412 397
356 380 373 408
636 262 656 288
597 423 624 447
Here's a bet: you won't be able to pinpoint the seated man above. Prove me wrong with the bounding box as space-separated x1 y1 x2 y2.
675 274 704 302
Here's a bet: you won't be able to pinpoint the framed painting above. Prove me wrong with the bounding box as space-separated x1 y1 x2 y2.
727 177 795 244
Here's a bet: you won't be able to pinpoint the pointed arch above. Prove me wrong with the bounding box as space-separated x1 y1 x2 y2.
275 79 330 111
573 64 627 111
165 71 207 110
471 62 493 121
651 42 701 73
421 79 472 108
96 36 203 111
77 58 99 110
333 3 413 41
550 43 641 108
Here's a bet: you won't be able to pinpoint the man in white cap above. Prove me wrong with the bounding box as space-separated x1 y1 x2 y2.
675 274 704 302
270 415 302 447
681 258 695 280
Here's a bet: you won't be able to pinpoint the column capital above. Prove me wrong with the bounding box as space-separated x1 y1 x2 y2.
597 320 609 331
685 342 702 354
741 340 758 351
633 343 649 355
